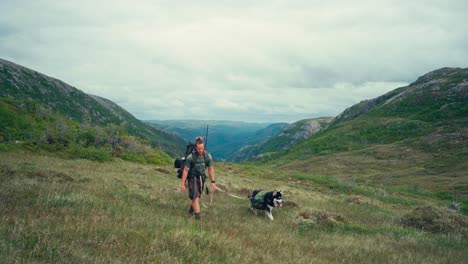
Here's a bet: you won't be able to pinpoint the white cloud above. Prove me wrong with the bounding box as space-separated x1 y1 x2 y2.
1 0 467 123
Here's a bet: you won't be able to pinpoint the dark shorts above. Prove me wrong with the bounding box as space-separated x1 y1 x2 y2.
188 176 205 200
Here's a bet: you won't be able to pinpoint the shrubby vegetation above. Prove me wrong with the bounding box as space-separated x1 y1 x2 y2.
0 98 171 164
259 116 434 163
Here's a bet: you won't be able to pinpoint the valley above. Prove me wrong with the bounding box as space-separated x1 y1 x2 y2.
1 58 467 262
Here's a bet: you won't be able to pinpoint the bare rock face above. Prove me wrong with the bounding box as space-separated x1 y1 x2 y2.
278 119 324 144
331 95 388 124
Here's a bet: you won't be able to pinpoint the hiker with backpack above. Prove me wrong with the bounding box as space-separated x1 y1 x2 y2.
180 137 215 220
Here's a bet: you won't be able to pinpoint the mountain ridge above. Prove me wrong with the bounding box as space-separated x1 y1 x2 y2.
0 58 185 157
331 67 467 125
261 67 467 195
228 117 333 162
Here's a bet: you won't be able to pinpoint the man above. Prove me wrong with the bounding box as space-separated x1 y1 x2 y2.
180 137 215 220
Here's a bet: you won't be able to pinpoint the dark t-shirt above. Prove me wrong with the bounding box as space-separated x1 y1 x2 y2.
185 151 213 177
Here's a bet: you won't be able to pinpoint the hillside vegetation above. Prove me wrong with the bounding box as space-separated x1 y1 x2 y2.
0 58 185 157
0 98 171 165
259 68 467 197
1 151 467 263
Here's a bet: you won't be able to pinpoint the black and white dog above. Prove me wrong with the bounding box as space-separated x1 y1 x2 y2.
248 190 283 221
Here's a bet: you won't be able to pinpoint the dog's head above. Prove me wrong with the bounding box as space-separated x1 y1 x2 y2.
272 190 283 208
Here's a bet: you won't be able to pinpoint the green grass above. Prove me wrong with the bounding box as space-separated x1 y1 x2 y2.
1 151 467 263
298 222 467 249
393 187 468 215
285 174 417 206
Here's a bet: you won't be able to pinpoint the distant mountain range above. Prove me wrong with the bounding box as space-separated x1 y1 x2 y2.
145 120 289 160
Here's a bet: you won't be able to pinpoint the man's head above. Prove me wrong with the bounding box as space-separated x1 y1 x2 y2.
195 136 204 156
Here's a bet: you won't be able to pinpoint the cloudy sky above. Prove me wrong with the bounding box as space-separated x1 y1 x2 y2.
1 0 467 123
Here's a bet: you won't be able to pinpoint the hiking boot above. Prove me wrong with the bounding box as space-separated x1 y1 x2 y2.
188 206 194 215
194 213 200 220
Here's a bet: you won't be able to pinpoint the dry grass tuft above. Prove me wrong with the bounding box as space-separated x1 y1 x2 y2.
346 195 365 204
297 210 346 227
154 167 171 174
401 206 468 235
237 188 251 196
314 211 346 226
283 200 299 207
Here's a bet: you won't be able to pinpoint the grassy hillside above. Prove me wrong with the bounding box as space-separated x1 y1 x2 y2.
330 67 467 125
260 68 467 197
1 151 467 263
0 58 185 157
0 58 128 126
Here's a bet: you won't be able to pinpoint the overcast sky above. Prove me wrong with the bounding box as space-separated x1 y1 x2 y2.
1 0 467 123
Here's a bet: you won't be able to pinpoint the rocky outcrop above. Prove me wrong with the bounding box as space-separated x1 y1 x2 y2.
276 118 329 147
331 94 390 125
228 117 333 162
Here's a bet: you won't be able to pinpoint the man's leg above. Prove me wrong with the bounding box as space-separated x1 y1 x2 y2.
192 177 202 220
188 178 195 215
192 198 200 214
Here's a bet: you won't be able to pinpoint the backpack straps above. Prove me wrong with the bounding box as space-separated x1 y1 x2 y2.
188 151 210 178
203 152 209 167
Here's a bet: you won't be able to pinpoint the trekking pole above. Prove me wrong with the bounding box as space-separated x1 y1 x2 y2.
199 175 203 200
210 185 214 205
204 124 209 148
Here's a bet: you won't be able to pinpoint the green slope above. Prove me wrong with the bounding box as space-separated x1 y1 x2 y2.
0 98 172 164
0 58 185 157
262 68 468 194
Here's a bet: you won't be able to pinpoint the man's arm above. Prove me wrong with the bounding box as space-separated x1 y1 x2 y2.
208 166 215 190
180 166 189 192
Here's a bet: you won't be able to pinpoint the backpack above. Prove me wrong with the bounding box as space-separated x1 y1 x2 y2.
174 142 210 179
249 190 268 210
